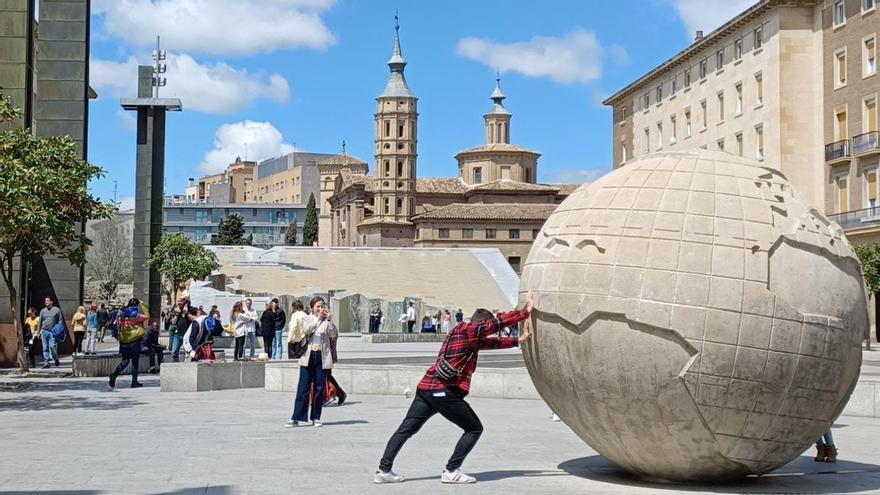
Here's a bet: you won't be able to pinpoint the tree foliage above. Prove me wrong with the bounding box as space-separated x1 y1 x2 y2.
86 218 133 286
147 233 220 303
284 221 298 246
212 212 252 245
0 91 114 371
302 193 318 246
854 243 880 293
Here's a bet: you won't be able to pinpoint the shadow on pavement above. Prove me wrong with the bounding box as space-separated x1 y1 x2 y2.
320 419 369 426
0 393 147 412
559 455 880 493
0 376 158 393
0 487 233 495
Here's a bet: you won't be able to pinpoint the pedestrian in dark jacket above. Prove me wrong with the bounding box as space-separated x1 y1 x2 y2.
145 318 164 373
260 301 276 359
272 300 287 360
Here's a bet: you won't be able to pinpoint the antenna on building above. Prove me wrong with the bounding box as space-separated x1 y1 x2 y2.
151 35 167 98
694 30 704 41
341 139 346 156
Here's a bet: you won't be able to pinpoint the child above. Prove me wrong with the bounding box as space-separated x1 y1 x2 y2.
145 319 164 373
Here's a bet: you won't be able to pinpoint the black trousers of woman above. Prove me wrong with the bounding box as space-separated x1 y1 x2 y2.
262 332 274 358
74 332 85 354
234 335 246 360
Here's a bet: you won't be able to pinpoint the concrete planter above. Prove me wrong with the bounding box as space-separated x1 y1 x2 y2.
160 360 265 392
72 350 226 377
360 333 447 343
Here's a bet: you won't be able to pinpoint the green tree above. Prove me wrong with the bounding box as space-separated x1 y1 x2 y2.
0 92 113 371
854 243 880 348
212 212 252 245
302 193 318 246
284 221 298 246
147 233 220 304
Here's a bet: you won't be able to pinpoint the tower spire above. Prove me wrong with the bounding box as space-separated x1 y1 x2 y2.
379 12 415 98
488 72 508 114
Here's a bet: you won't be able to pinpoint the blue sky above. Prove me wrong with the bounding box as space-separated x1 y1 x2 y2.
86 0 754 207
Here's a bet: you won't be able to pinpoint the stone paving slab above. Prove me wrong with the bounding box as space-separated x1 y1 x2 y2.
1 376 880 494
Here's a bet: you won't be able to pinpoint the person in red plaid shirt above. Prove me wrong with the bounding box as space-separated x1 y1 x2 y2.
374 293 534 485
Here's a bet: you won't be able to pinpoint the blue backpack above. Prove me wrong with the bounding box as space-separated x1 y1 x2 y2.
50 321 67 343
204 315 222 336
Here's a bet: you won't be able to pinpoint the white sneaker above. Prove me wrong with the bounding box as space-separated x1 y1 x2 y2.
373 470 405 483
313 420 323 427
441 469 476 484
284 420 301 428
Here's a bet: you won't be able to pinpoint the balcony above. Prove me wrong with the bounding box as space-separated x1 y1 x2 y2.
853 131 880 156
828 207 880 231
825 140 850 162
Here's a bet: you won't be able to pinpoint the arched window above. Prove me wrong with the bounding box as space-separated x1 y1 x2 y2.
396 198 403 214
397 161 404 177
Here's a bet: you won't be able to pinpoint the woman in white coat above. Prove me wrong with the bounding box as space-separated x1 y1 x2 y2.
231 301 254 361
286 296 338 427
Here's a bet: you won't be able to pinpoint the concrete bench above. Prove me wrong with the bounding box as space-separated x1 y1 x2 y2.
158 336 263 349
263 362 540 400
72 350 226 377
361 333 447 343
160 360 265 392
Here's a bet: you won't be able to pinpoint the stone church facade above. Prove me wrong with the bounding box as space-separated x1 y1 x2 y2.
322 22 579 271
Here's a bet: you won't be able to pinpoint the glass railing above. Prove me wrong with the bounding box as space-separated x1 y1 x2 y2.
853 131 879 156
825 140 850 161
828 206 880 230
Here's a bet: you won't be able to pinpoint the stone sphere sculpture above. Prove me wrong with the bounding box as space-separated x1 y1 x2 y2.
520 150 867 482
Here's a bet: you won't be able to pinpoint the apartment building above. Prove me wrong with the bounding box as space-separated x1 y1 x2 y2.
246 152 366 205
162 200 305 247
824 0 880 242
604 0 826 210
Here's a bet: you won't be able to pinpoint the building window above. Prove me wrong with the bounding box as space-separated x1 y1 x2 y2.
754 25 763 49
398 123 404 138
670 115 677 143
700 100 707 130
755 124 764 161
735 83 743 114
439 228 450 239
716 49 724 70
485 228 497 239
656 85 662 102
620 142 627 164
462 228 473 239
508 256 521 272
509 229 520 239
755 72 763 105
643 128 650 152
865 97 877 132
865 0 877 13
833 1 846 27
656 122 663 149
501 166 511 180
685 108 692 137
717 138 725 151
835 48 847 87
866 168 878 210
642 93 650 110
734 38 743 60
736 132 744 156
717 91 725 121
397 161 404 177
836 106 848 140
195 210 209 223
383 198 390 215
836 175 849 213
671 77 677 94
684 68 692 87
384 160 390 176
865 36 876 77
384 120 391 137
699 58 707 79
474 167 482 184
532 229 540 239
525 168 532 182
396 198 403 214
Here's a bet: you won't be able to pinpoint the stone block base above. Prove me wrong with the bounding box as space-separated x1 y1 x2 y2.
160 360 265 392
72 350 226 377
360 333 447 343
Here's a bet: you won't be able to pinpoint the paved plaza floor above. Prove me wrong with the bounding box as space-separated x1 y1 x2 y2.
1 374 880 495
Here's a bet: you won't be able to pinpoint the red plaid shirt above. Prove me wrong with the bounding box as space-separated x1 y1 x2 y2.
417 308 530 395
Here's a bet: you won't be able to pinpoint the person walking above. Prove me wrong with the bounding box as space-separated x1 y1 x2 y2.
71 306 87 355
260 301 276 359
374 294 534 484
145 318 163 374
172 298 197 362
406 301 416 333
286 296 338 428
38 296 63 368
96 303 109 342
105 306 119 341
85 304 99 355
24 307 39 368
455 308 464 324
109 298 147 389
288 300 307 351
230 301 253 361
272 298 286 360
243 298 259 359
441 310 452 334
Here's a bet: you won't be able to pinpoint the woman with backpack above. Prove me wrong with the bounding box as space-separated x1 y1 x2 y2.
109 298 147 389
286 296 338 428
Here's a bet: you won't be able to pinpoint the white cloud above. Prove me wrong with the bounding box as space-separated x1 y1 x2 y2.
114 110 137 132
92 0 336 56
90 52 290 114
199 121 295 174
117 196 136 211
668 0 755 37
545 168 608 185
456 29 606 85
609 45 630 66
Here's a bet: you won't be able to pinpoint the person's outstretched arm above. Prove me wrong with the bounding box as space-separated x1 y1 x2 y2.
478 293 533 350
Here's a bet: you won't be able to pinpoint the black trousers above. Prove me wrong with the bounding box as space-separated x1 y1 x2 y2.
406 321 415 333
234 336 245 360
74 332 85 353
379 388 483 472
262 333 274 357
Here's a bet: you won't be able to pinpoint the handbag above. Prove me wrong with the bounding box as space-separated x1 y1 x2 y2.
50 321 67 343
287 339 307 359
309 377 337 406
434 324 483 382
